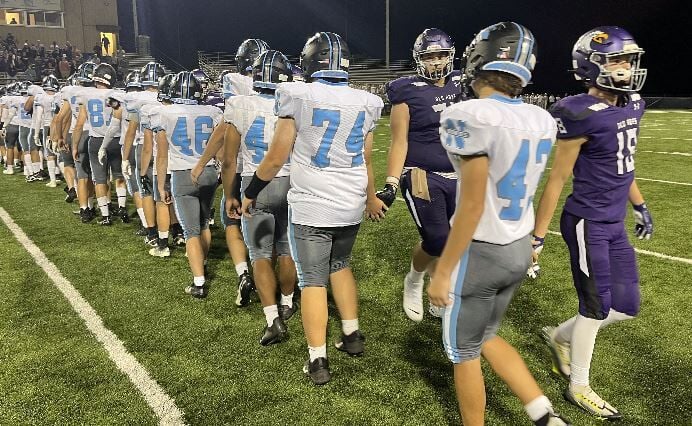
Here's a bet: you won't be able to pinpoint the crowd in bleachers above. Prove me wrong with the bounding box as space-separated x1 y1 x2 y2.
0 32 129 82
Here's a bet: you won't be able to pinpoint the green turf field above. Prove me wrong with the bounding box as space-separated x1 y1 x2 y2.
1 110 690 425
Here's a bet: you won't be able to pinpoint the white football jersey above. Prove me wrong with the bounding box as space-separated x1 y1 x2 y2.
225 93 289 177
78 87 119 138
440 94 557 244
8 96 33 127
126 90 159 146
151 104 223 171
275 81 384 227
60 85 91 133
27 85 44 97
222 73 254 99
33 92 58 127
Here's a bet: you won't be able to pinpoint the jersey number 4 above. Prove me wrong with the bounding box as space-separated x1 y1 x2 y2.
497 139 552 221
311 108 366 168
172 116 214 156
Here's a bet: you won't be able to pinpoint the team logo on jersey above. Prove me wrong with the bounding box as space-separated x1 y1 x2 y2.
591 32 609 44
442 118 469 150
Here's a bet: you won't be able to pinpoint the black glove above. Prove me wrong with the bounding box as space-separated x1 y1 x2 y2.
376 183 397 208
140 175 153 197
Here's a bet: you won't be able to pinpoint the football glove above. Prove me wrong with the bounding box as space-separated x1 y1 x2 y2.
140 175 153 197
34 134 42 147
0 128 6 139
532 234 545 256
527 234 545 279
97 147 107 165
632 202 653 240
376 183 398 208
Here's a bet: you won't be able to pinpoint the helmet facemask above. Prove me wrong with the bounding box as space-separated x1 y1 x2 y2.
414 48 455 80
590 49 646 93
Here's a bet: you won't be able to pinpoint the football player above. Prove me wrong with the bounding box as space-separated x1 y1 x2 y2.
1 83 22 175
3 81 41 182
153 71 223 297
533 26 652 420
223 39 268 99
222 50 297 345
240 32 385 385
73 63 126 226
378 28 463 322
431 22 569 426
31 75 61 187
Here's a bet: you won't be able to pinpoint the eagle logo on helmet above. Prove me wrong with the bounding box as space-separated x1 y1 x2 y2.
591 31 609 44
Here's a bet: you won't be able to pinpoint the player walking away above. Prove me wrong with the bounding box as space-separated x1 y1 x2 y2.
153 71 223 298
1 83 22 175
191 38 270 307
378 28 462 322
32 75 63 188
3 81 40 182
222 50 297 346
25 82 48 181
240 32 385 385
73 63 126 226
430 22 570 426
533 26 652 420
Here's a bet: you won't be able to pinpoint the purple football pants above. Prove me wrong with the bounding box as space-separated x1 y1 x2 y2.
400 170 457 257
560 210 640 320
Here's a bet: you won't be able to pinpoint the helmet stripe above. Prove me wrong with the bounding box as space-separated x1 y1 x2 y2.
269 50 278 84
324 32 334 71
334 33 342 71
512 22 524 63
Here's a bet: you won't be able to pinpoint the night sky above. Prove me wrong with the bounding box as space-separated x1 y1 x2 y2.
117 0 687 96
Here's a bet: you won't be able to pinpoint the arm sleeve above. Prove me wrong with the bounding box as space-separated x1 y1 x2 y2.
100 117 122 151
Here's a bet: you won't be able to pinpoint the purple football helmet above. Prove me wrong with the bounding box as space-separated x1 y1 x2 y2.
572 26 646 93
413 28 455 80
191 68 210 93
291 63 304 82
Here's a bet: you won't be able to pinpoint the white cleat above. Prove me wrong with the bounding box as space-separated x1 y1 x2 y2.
541 326 571 379
45 180 57 188
3 169 14 175
403 272 424 322
564 385 622 420
148 246 170 258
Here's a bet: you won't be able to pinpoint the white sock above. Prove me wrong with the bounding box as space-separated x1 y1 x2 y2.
24 154 33 175
570 315 602 388
409 262 425 282
280 292 294 308
600 309 634 328
116 187 127 207
308 344 327 362
97 196 110 217
158 230 169 239
235 261 248 276
37 150 44 168
58 161 65 175
33 162 42 173
137 208 148 227
193 275 205 287
47 159 57 182
524 395 553 422
88 196 95 208
554 315 577 345
342 319 359 336
263 305 279 326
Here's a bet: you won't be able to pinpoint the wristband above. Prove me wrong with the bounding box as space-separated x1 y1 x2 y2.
385 175 400 188
243 172 271 200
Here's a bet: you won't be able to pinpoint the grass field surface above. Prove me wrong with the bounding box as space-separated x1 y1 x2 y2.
1 111 690 425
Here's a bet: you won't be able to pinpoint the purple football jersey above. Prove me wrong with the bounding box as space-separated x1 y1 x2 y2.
386 71 462 173
550 93 645 222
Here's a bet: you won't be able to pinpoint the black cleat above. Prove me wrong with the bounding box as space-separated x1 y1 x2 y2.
144 234 158 247
185 284 208 299
260 317 288 346
97 215 113 226
534 412 572 426
173 233 186 247
64 187 77 203
335 330 365 356
303 357 331 385
235 272 255 307
278 304 297 321
135 226 148 236
79 208 94 223
116 206 130 223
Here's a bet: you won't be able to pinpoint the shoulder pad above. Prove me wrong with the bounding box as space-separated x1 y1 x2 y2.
549 94 608 121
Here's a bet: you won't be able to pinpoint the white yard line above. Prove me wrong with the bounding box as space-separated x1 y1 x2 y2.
639 150 691 157
543 168 691 185
0 207 185 426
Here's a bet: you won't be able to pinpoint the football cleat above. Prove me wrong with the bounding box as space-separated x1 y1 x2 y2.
303 357 331 386
534 412 572 426
260 317 288 346
541 326 571 380
79 208 94 223
208 208 216 227
235 272 255 307
185 284 208 299
45 180 57 188
97 216 113 226
64 187 77 203
148 246 171 258
135 226 149 236
144 234 158 247
116 207 130 223
2 168 14 175
527 261 541 279
173 233 186 247
25 174 36 183
278 304 297 321
335 330 365 356
564 385 622 420
403 272 424 322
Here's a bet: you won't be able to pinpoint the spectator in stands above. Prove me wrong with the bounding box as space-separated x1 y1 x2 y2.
58 54 70 78
9 18 17 25
6 33 16 47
